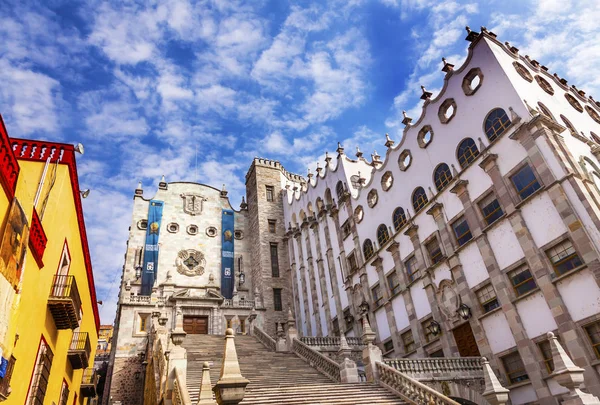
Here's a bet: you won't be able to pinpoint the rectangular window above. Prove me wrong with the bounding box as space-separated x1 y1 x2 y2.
0 356 16 397
58 380 69 405
371 285 382 307
383 340 394 353
479 194 504 225
501 351 529 384
405 256 419 282
511 165 541 200
429 349 444 358
343 308 353 329
426 238 443 265
270 243 280 277
508 267 537 296
387 271 400 296
139 313 150 333
401 330 416 353
341 220 352 240
27 338 54 405
538 340 555 373
585 321 600 359
266 185 274 202
546 240 583 276
476 284 500 313
273 288 282 311
347 253 358 274
332 318 340 336
268 219 276 233
452 217 472 246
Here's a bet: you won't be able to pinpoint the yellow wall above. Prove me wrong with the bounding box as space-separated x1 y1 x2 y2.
3 159 98 405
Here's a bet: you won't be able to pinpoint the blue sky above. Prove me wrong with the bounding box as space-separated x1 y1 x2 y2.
2 0 599 323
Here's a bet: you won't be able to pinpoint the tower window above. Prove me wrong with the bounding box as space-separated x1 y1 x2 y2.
270 243 280 277
268 219 276 233
266 185 274 202
412 187 428 213
376 224 390 246
273 288 282 311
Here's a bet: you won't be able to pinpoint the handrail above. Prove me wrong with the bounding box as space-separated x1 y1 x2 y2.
173 368 192 405
50 275 82 322
254 326 276 351
384 357 483 377
300 336 365 348
376 362 461 405
292 338 341 382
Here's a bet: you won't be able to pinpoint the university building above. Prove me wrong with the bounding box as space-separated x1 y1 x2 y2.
106 27 600 405
0 116 100 404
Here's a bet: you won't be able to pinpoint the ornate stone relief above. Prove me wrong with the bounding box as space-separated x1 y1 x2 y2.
176 249 206 276
180 193 207 215
435 278 461 322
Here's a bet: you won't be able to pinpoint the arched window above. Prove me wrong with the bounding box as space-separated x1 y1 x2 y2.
336 181 345 200
433 163 453 191
538 102 555 121
363 239 374 260
484 108 511 142
377 224 390 246
560 115 577 135
457 138 479 169
392 207 407 231
324 188 333 206
412 187 428 213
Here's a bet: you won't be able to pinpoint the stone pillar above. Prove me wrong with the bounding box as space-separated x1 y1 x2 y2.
275 322 287 352
311 219 334 335
361 317 383 383
402 224 427 356
198 362 217 405
482 357 510 405
338 334 359 383
302 220 323 336
294 231 313 336
213 329 250 405
286 309 298 352
167 306 188 392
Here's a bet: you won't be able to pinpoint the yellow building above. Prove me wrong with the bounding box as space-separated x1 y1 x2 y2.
0 115 100 404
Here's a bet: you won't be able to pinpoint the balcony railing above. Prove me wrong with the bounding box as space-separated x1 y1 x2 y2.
68 332 91 369
48 275 82 330
80 369 98 397
0 115 19 199
29 210 47 267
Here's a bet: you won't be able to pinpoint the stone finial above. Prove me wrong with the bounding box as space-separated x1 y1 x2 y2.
220 184 228 198
199 362 217 404
337 142 345 156
361 316 376 345
523 100 538 117
371 150 381 163
478 137 486 151
441 57 454 73
307 168 313 179
339 334 350 351
482 357 510 405
287 309 295 323
316 162 322 174
420 85 433 100
508 106 522 123
402 110 413 126
240 196 247 210
213 329 250 404
385 133 394 148
451 164 459 177
135 181 143 196
465 25 479 42
546 331 600 404
325 151 331 164
158 175 167 190
355 146 363 158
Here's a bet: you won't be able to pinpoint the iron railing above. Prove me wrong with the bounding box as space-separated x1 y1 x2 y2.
69 332 91 354
50 275 82 319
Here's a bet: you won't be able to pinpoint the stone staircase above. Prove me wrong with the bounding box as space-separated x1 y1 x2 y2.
183 334 406 404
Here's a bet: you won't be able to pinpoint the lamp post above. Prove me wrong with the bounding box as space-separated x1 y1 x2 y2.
457 303 472 320
427 320 441 336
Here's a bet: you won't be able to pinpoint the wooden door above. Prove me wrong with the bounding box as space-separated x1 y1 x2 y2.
452 322 480 357
183 316 208 334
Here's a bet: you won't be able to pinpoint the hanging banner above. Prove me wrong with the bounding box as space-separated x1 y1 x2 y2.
221 210 235 299
141 200 164 296
0 199 29 291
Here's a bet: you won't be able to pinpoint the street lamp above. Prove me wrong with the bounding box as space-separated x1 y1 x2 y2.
358 300 370 315
427 320 441 336
457 303 472 320
135 265 142 280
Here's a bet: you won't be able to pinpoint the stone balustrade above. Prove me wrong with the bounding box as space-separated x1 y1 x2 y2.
384 357 484 381
222 299 255 309
376 362 461 405
292 338 341 383
300 336 365 348
126 295 167 305
173 368 192 405
254 326 277 352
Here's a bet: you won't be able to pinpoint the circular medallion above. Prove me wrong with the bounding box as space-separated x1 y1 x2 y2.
176 249 206 277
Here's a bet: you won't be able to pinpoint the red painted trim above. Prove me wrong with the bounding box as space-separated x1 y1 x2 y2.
72 392 77 405
54 239 71 275
24 335 46 404
0 115 19 199
29 209 48 268
10 138 100 333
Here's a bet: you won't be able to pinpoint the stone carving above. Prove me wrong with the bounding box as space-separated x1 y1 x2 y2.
435 279 461 322
180 193 207 216
176 249 206 277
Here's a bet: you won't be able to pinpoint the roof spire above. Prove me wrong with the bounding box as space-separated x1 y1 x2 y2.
441 57 454 73
220 184 228 197
325 151 332 165
336 142 345 156
465 25 480 42
240 196 247 210
135 181 143 196
402 110 413 126
420 85 433 100
385 133 394 148
355 146 363 158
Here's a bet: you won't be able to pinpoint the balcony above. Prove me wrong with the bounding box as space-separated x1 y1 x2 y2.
80 369 98 397
68 332 91 369
48 275 82 330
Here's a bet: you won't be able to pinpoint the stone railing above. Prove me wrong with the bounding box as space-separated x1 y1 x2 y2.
384 357 483 380
376 362 461 405
292 338 341 383
300 336 365 348
253 326 276 352
222 299 255 308
172 368 192 405
127 295 167 305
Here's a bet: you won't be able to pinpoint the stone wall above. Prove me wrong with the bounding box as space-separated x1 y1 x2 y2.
108 357 145 405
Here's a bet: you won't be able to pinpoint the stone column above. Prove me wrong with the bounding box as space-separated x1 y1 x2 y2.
302 219 323 336
320 207 345 335
361 317 383 383
311 218 334 335
286 234 303 332
338 335 359 383
294 230 312 336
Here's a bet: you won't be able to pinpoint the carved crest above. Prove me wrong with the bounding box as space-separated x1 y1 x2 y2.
176 249 206 277
435 279 461 322
180 193 206 216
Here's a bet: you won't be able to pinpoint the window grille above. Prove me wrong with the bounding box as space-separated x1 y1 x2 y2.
457 138 479 169
412 187 428 213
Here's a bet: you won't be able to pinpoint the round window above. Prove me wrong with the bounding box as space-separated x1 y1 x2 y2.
462 67 483 96
234 230 244 239
137 219 148 230
367 189 378 208
381 171 394 191
399 150 412 171
513 62 533 82
205 226 216 237
535 75 554 95
187 225 199 235
354 206 364 223
167 223 179 233
418 126 434 148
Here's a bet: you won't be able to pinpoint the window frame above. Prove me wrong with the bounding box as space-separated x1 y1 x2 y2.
273 288 283 311
265 185 275 202
412 187 428 213
26 336 54 405
584 320 600 359
401 330 416 353
270 243 280 278
347 252 358 274
537 339 555 373
476 284 500 313
377 224 390 247
387 271 400 296
404 255 420 283
425 237 443 266
508 266 537 296
392 207 407 231
479 193 504 226
501 350 530 384
433 163 453 192
363 239 375 261
546 239 583 277
452 216 472 247
510 164 542 201
456 138 480 169
268 219 276 234
484 108 511 142
371 284 383 308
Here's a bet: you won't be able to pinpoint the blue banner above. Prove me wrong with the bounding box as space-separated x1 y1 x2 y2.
221 210 235 299
141 200 164 296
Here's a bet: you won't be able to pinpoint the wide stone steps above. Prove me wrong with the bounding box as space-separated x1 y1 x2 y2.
182 334 406 405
